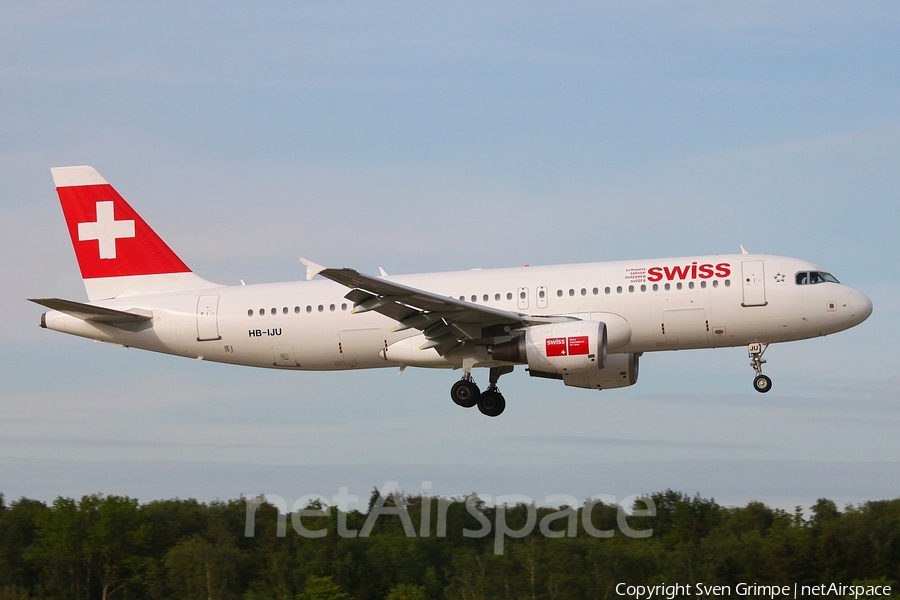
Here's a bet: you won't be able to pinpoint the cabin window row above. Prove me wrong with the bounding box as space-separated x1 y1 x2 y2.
247 303 349 317
456 279 731 303
247 278 735 316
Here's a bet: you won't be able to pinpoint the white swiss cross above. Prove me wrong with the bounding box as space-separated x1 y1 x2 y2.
77 201 135 259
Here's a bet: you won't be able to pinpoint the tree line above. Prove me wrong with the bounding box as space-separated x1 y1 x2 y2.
1 489 898 599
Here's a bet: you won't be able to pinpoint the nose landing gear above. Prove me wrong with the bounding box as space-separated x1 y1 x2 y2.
449 365 514 416
749 342 772 393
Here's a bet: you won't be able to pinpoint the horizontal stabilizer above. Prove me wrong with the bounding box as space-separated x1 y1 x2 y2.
29 298 152 325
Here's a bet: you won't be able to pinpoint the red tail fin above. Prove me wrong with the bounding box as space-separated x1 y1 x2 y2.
52 166 216 300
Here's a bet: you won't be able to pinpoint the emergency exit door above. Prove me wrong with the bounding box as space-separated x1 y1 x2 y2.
741 261 767 307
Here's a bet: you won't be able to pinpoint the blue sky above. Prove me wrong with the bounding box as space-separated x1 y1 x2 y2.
1 1 898 511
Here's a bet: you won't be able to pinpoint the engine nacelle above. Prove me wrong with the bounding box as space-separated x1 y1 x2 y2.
562 353 640 390
492 321 608 374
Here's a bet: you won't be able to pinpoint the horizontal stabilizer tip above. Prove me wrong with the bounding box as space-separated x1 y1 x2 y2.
51 166 108 187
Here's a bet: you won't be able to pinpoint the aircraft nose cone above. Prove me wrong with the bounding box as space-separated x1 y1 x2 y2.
850 289 873 323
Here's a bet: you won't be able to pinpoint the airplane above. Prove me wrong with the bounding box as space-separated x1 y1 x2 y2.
31 166 873 417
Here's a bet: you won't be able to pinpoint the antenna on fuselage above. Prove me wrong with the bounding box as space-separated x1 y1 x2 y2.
740 245 750 255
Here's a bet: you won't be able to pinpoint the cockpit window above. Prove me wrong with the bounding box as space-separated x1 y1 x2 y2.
795 271 840 285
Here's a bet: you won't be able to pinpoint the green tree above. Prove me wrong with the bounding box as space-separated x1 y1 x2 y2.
297 575 351 600
386 582 427 600
0 498 46 589
0 586 30 600
25 494 147 599
165 535 240 600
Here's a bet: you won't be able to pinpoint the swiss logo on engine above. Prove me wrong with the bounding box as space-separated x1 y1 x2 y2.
545 336 590 357
546 337 568 357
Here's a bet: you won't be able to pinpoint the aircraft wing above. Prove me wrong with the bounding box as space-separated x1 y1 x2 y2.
301 259 571 354
29 298 152 326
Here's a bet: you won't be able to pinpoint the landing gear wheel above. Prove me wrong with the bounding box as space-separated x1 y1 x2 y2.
748 343 772 394
753 374 772 393
477 390 506 417
451 380 480 408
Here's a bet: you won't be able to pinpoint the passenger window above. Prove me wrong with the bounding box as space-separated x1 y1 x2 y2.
306 305 312 313
341 303 347 311
471 295 477 302
593 287 599 295
688 282 694 289
628 285 634 293
247 309 253 317
259 308 265 316
664 283 670 291
507 292 513 300
616 286 623 294
676 283 682 290
483 294 489 302
330 304 335 311
724 280 731 287
557 290 563 297
652 284 658 292
283 307 288 314
520 291 526 300
569 289 575 297
271 308 277 315
712 280 719 288
605 287 611 294
495 293 501 301
700 281 706 289
581 288 586 296
317 305 324 312
294 306 300 314
539 290 545 299
641 284 646 292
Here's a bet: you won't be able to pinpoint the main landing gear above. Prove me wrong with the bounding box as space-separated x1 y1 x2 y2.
450 366 514 417
749 342 772 393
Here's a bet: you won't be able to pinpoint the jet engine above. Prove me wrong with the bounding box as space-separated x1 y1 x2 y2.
491 321 608 374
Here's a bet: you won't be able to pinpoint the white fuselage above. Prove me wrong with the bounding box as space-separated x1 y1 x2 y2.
42 253 872 373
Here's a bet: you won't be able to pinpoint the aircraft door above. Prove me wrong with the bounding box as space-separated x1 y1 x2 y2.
536 286 548 309
340 328 384 368
196 295 221 341
741 261 767 307
663 308 709 348
517 287 529 310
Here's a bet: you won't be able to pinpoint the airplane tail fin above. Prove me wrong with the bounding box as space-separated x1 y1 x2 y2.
52 166 219 300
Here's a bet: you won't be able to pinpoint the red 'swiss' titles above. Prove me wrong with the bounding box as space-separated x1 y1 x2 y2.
646 262 731 282
545 336 590 357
